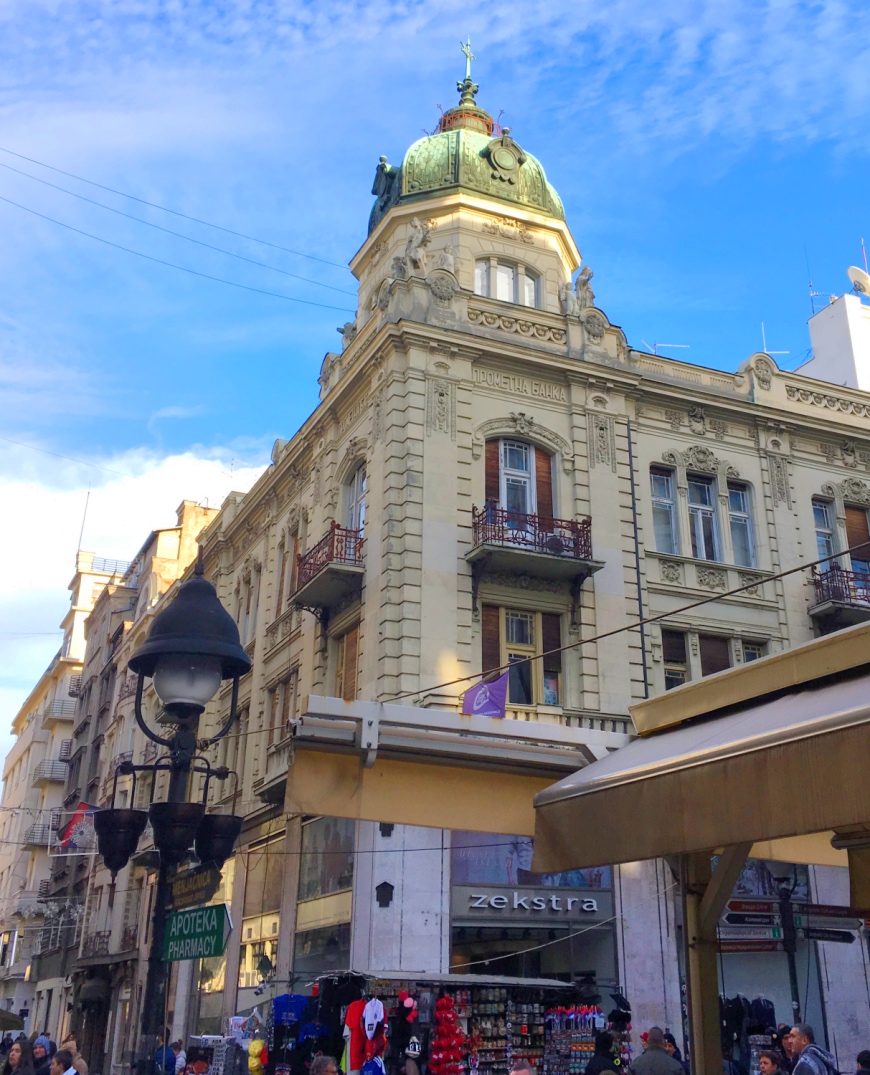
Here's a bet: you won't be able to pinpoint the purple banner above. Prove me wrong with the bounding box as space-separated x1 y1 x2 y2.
461 672 508 718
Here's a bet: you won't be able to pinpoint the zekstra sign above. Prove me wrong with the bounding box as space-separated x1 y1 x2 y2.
452 885 614 925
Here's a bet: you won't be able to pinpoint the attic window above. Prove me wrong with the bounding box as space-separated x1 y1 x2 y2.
474 259 540 308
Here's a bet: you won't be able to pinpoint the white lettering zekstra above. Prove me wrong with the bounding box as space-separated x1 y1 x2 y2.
466 891 600 915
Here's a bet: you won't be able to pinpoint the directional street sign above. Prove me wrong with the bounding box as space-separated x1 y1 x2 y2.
795 902 858 919
719 939 785 954
727 900 779 914
163 903 232 962
803 927 855 944
725 912 779 926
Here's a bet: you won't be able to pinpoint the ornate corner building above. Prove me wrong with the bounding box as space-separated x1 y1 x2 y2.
21 66 870 1068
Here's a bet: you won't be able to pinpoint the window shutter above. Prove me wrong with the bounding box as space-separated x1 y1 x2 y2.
341 624 360 702
277 548 288 611
485 440 500 504
699 634 730 677
662 630 687 663
481 605 501 675
535 449 554 522
845 506 870 562
542 613 562 673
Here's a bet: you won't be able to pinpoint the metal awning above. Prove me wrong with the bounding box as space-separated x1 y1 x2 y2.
532 670 870 874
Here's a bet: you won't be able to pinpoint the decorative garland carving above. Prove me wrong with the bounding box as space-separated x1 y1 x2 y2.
590 413 616 472
480 572 564 594
662 445 739 478
468 306 567 344
660 561 682 583
472 416 575 474
426 378 456 439
697 567 727 590
786 384 870 415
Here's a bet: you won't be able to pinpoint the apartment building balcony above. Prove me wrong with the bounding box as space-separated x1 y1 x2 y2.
120 926 138 952
255 736 292 805
292 522 364 611
32 761 67 787
99 752 133 802
24 813 60 847
808 565 870 632
81 930 110 958
41 699 77 730
468 506 603 582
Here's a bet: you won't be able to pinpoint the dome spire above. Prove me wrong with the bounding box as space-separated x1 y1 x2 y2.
438 38 493 135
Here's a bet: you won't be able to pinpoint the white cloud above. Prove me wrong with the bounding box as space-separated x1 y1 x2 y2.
0 441 267 761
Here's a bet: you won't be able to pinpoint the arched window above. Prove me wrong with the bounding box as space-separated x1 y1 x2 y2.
485 438 554 521
474 259 541 308
345 464 367 535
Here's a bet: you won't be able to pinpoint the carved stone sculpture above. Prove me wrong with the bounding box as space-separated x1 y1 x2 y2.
575 265 595 310
404 217 431 274
337 320 357 350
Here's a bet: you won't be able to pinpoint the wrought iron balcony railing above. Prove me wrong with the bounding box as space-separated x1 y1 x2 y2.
471 505 593 561
32 761 68 787
811 565 870 607
82 930 110 958
295 522 365 591
41 699 77 729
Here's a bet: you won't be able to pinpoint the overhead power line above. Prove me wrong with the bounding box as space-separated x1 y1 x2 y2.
0 194 356 314
0 159 355 297
0 145 349 269
0 435 130 477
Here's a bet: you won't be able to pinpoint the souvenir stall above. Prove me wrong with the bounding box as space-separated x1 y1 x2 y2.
255 973 636 1075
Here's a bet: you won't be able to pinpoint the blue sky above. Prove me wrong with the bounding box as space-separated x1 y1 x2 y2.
1 0 869 745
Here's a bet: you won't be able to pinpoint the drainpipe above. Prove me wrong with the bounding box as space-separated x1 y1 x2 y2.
626 419 650 697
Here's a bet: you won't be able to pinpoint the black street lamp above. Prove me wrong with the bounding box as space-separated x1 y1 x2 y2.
91 556 250 1075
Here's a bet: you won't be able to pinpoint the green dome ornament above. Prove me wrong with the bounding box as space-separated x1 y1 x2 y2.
368 40 565 234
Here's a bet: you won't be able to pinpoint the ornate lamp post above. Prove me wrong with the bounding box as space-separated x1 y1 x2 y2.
92 557 251 1075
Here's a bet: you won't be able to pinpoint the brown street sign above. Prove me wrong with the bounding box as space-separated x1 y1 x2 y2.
171 864 221 910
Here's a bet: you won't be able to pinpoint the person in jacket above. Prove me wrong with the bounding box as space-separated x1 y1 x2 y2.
585 1032 618 1075
58 1035 85 1075
49 1051 75 1075
790 1026 838 1075
663 1035 689 1075
628 1029 685 1075
3 1039 36 1075
32 1038 51 1075
759 1050 787 1075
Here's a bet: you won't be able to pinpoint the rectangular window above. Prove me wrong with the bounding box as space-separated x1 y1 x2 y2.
662 630 688 690
522 273 538 307
650 467 678 555
501 440 534 518
728 482 755 567
687 475 719 560
298 817 355 901
335 624 360 702
495 262 515 302
474 260 489 297
742 641 766 663
484 608 562 707
699 634 731 676
813 499 835 564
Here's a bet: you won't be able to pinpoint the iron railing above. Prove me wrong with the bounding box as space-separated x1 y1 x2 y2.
812 565 870 607
82 931 110 958
471 505 593 561
295 522 365 590
101 752 133 799
24 813 61 847
121 926 138 952
41 699 77 723
32 761 68 786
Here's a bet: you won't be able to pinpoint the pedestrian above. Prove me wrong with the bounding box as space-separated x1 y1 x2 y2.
58 1035 86 1075
40 1038 55 1061
776 1027 797 1074
154 1034 174 1075
663 1034 689 1075
510 1061 534 1075
758 1051 786 1075
2 1040 36 1075
790 1026 838 1075
856 1054 870 1074
32 1038 51 1075
628 1029 684 1075
585 1033 618 1075
49 1052 76 1075
172 1042 186 1075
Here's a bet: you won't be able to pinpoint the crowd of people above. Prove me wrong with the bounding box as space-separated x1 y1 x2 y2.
0 1031 87 1075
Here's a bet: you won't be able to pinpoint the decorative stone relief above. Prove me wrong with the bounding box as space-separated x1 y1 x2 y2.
709 419 727 441
343 436 368 468
403 217 431 274
834 477 870 505
336 320 357 350
786 384 870 415
660 561 683 583
583 311 607 343
472 416 575 475
481 216 534 245
768 455 791 508
510 411 534 436
664 410 683 432
312 463 322 506
753 357 774 390
820 443 837 464
662 445 739 478
480 572 564 594
590 413 616 472
468 306 567 344
688 407 706 436
426 378 456 439
738 572 763 595
842 440 859 468
427 270 460 310
697 567 727 590
371 391 384 444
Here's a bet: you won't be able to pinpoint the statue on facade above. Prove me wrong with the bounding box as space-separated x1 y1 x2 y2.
437 245 456 273
404 217 431 274
558 281 575 315
575 265 595 310
372 156 399 212
337 320 357 350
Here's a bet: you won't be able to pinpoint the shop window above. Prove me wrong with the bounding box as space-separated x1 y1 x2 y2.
298 817 355 901
742 641 766 663
293 922 351 979
727 482 755 567
687 475 719 561
473 259 541 308
239 836 284 989
650 467 678 555
482 605 562 707
845 505 870 572
485 439 554 520
335 624 360 702
345 464 367 535
813 499 836 564
699 634 731 676
662 630 688 690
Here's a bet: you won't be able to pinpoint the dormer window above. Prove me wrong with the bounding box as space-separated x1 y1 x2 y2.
474 259 540 308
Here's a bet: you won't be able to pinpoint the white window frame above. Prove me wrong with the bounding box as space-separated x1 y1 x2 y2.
687 474 720 561
650 467 679 555
727 481 755 567
500 440 536 518
345 464 367 534
813 499 836 564
473 259 541 309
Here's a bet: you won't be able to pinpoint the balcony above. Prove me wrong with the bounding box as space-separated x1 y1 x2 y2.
24 813 60 847
121 926 138 952
81 930 110 958
808 565 870 632
41 699 77 730
32 761 67 787
292 522 365 612
468 505 603 582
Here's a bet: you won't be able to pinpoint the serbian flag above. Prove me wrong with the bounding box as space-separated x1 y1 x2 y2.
461 671 509 718
60 802 98 851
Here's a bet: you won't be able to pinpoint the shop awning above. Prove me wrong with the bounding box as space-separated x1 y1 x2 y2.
532 670 870 874
0 1010 24 1031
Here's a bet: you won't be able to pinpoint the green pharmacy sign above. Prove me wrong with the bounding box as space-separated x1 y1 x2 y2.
162 904 232 962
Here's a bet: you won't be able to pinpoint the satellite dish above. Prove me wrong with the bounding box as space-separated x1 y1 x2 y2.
848 266 870 295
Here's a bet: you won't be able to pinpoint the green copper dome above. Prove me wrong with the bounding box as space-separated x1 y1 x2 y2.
369 75 565 233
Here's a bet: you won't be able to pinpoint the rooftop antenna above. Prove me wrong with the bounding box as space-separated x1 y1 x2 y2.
761 323 789 357
641 340 690 357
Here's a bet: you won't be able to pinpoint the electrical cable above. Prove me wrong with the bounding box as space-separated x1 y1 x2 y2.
0 145 349 269
0 434 130 476
0 194 356 313
0 159 356 296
